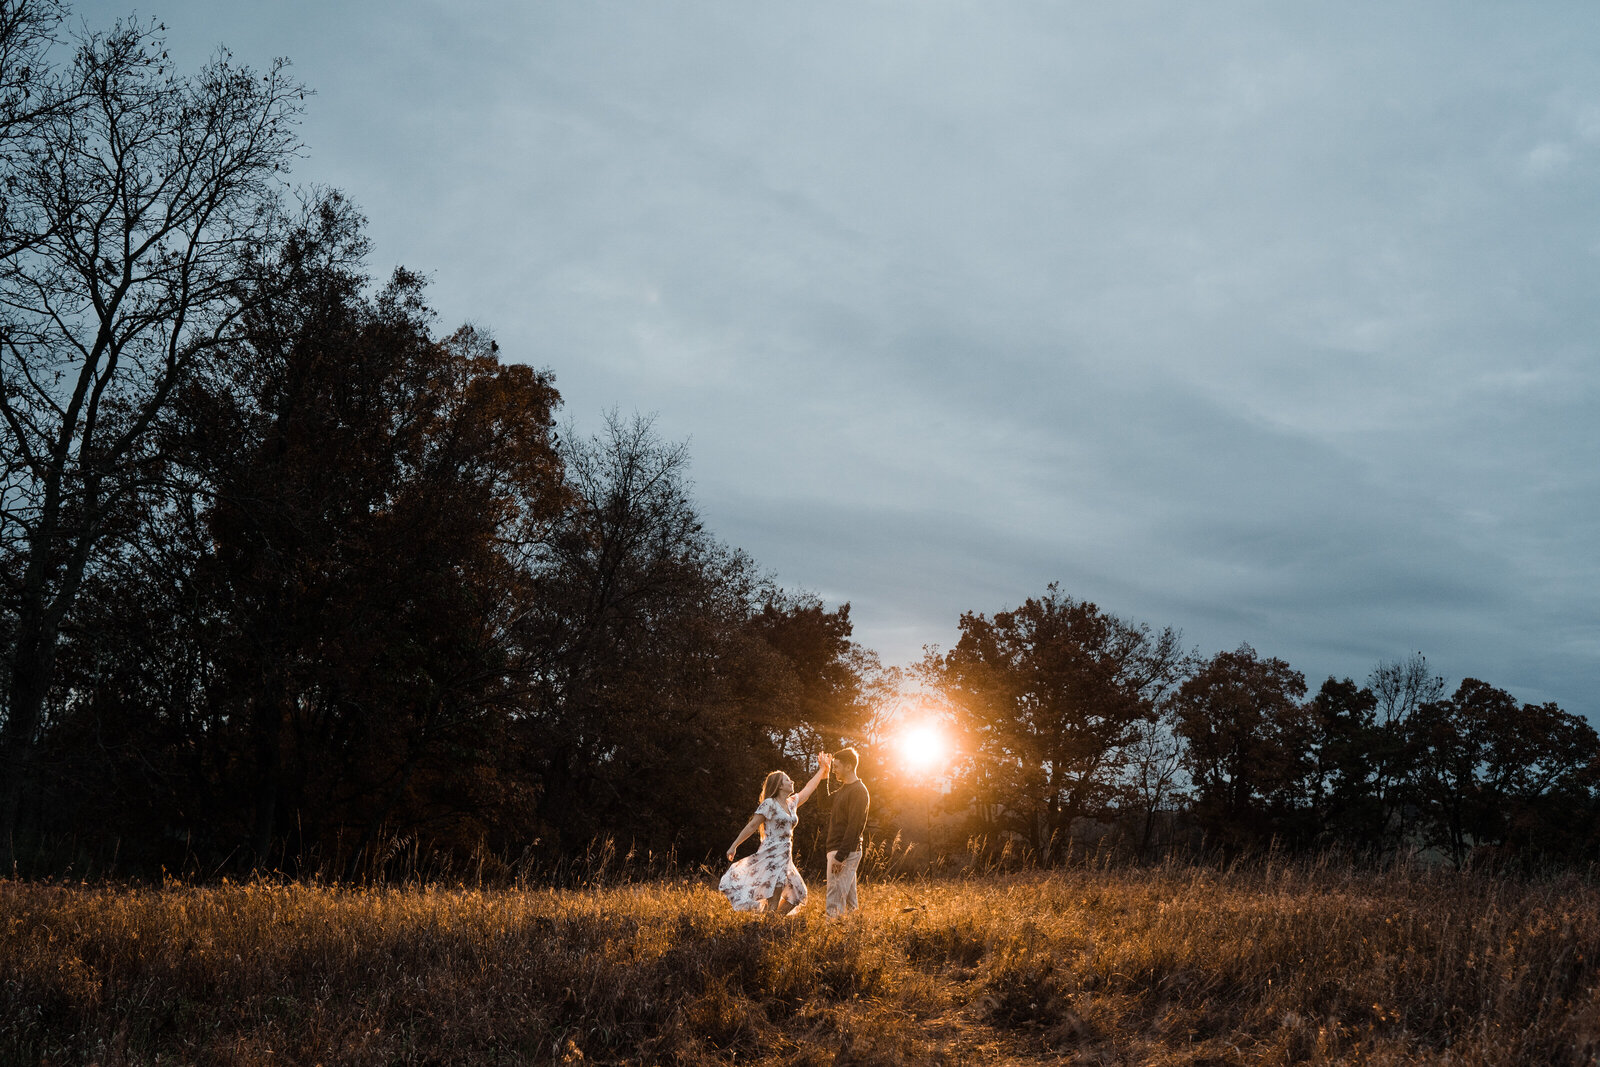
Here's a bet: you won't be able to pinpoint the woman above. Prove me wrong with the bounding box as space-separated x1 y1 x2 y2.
720 754 830 916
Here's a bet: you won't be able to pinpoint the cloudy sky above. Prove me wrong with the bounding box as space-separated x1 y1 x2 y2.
77 1 1600 717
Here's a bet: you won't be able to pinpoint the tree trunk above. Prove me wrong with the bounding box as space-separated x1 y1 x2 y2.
250 684 287 872
1138 804 1157 861
0 586 66 872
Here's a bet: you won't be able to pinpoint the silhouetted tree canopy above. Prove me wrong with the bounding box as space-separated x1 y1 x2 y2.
7 1 1600 880
20 197 879 877
0 3 305 867
933 586 1187 861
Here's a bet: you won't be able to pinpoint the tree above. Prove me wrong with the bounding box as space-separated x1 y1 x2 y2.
1304 677 1383 850
1370 653 1446 728
1411 679 1600 867
1409 679 1512 867
937 585 1188 861
1366 653 1445 850
506 411 883 864
0 13 303 867
748 592 877 749
20 196 573 878
1173 644 1311 852
1482 698 1600 861
176 202 568 873
518 413 800 858
0 1 64 154
1118 699 1186 859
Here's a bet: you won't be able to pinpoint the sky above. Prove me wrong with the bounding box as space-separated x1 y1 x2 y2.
72 1 1600 719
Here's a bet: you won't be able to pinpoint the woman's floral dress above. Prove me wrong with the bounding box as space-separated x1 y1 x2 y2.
719 795 807 912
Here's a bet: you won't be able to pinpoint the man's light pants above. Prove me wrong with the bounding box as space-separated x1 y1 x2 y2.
825 849 861 917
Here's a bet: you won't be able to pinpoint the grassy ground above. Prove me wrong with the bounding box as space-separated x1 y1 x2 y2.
4 861 1599 1065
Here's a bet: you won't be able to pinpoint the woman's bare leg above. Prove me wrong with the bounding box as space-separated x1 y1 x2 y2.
777 875 805 916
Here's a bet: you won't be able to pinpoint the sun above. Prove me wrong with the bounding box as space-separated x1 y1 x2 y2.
899 722 947 772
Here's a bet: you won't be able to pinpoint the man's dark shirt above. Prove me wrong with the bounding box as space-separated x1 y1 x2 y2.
825 778 870 857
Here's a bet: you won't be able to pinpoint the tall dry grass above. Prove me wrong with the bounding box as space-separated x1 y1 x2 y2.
4 859 1598 1065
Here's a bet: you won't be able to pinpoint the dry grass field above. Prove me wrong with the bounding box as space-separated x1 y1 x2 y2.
4 859 1599 1065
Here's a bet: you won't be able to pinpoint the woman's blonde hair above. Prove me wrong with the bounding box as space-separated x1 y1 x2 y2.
759 770 792 804
756 771 793 843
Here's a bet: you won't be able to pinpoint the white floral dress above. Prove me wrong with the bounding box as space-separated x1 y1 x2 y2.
719 796 807 912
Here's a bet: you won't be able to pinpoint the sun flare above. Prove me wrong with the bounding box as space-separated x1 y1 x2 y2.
899 723 947 772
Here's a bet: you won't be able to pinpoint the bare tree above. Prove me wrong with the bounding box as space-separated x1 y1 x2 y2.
0 15 304 867
1370 652 1445 728
1119 701 1186 860
1366 652 1446 852
0 0 64 144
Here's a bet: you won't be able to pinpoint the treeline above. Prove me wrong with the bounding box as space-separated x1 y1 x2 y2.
0 4 877 878
5 3 1596 882
927 587 1600 868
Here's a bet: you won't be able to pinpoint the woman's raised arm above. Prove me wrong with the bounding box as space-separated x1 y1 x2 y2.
793 754 831 808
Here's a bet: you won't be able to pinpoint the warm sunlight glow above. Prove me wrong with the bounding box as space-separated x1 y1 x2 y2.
899 723 947 772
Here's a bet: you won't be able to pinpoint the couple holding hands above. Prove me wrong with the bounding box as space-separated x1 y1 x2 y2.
719 748 870 918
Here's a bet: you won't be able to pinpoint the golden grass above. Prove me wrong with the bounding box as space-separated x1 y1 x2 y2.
4 862 1599 1065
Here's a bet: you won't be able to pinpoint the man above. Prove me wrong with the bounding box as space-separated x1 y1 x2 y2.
822 747 870 917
